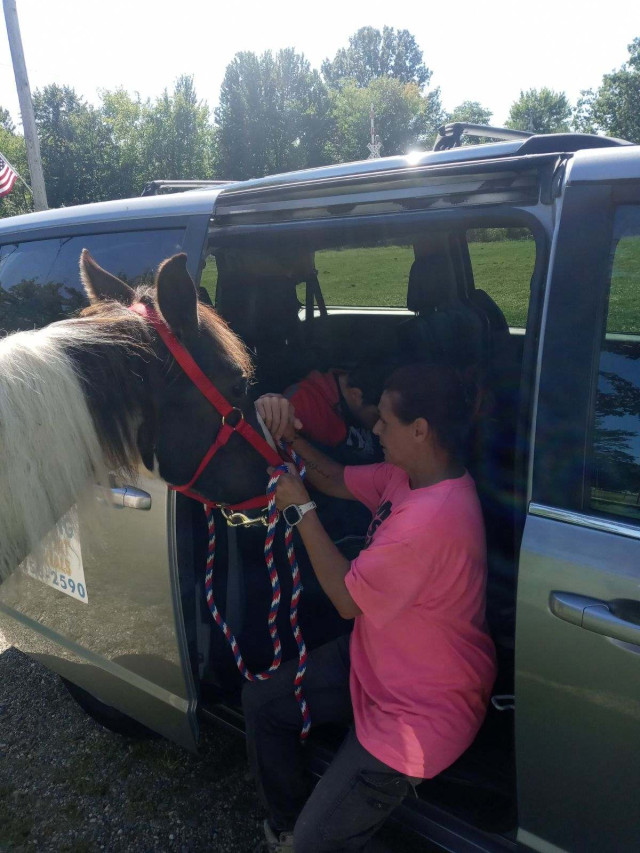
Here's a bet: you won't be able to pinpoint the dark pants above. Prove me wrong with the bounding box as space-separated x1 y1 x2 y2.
242 635 419 852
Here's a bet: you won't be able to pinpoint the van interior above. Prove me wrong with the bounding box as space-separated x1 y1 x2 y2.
178 213 545 842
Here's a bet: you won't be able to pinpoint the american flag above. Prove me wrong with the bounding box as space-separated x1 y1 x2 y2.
0 154 18 198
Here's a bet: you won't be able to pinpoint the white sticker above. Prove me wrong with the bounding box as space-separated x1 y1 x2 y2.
20 507 89 603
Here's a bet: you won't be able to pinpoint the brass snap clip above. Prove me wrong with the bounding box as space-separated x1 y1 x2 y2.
220 505 268 528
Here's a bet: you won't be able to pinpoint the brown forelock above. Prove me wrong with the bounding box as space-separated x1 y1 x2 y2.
198 303 255 380
68 293 253 474
69 292 157 475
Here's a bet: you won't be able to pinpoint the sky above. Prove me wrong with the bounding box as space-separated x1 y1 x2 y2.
0 0 637 131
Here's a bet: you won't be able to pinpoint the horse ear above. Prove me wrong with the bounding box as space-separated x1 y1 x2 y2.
154 253 198 339
79 249 135 304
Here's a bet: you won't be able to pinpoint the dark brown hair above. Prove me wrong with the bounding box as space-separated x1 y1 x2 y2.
346 356 400 406
384 362 473 457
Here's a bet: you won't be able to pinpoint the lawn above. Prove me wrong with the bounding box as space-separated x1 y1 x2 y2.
200 236 640 333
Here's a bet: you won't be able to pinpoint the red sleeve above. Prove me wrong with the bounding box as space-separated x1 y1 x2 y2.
287 384 346 446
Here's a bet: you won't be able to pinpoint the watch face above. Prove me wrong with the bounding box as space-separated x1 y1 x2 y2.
283 504 302 526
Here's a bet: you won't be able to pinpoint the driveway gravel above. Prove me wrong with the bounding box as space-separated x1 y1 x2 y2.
0 633 436 853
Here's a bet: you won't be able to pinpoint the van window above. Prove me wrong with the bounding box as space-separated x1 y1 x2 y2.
589 206 640 520
200 253 218 305
49 229 185 293
315 244 413 307
467 228 535 328
0 228 185 333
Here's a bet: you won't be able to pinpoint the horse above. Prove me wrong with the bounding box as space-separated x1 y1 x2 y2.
0 249 274 583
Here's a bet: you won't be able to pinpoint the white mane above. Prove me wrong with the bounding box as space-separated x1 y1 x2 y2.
0 322 110 582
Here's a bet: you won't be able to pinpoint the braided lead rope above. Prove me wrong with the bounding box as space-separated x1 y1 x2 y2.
203 442 311 739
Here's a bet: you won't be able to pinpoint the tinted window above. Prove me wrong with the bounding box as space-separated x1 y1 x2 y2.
467 228 535 328
0 228 185 333
590 206 640 520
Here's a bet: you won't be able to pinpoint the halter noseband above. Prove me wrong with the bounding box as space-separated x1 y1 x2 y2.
129 302 282 517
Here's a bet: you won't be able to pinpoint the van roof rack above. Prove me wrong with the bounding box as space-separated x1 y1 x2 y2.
433 124 630 155
434 123 533 151
140 179 235 197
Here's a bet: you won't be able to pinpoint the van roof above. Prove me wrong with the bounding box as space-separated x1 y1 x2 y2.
0 133 634 237
0 185 223 238
215 133 630 197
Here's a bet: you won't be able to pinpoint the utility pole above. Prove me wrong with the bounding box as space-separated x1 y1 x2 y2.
3 0 47 210
367 103 382 159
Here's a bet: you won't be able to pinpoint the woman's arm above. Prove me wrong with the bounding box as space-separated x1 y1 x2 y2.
256 394 355 500
270 464 362 620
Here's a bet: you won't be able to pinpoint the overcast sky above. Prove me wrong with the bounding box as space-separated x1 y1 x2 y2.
0 0 637 129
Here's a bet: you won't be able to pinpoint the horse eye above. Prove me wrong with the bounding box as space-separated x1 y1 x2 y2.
232 382 246 398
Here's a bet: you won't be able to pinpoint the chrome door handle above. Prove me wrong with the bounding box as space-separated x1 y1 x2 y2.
550 591 640 646
110 487 152 511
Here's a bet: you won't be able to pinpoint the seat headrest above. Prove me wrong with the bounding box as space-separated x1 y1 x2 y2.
407 254 457 314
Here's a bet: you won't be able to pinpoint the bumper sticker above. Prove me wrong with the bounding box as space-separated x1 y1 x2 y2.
20 507 88 603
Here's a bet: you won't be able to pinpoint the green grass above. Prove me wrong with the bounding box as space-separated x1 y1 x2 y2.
468 240 534 327
199 236 640 333
314 245 414 307
199 256 218 305
608 236 640 334
314 241 536 327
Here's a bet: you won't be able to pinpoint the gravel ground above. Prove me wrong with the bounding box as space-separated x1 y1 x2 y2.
0 634 437 853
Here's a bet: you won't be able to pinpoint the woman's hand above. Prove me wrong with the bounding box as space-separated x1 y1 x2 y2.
256 394 302 443
268 464 311 510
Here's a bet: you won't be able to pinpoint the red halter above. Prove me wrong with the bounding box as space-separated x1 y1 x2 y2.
129 302 282 512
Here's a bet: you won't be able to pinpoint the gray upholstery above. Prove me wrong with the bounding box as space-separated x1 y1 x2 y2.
398 253 485 369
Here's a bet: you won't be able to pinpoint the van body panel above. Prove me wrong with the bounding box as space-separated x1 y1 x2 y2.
516 515 640 852
0 476 199 750
0 191 220 238
567 145 640 184
0 209 213 750
516 175 640 850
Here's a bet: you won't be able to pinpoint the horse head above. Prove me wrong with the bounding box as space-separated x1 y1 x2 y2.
79 250 273 510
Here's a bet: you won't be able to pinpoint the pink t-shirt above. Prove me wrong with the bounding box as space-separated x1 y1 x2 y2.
344 463 496 778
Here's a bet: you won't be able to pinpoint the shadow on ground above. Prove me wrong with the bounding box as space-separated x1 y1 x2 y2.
0 647 438 853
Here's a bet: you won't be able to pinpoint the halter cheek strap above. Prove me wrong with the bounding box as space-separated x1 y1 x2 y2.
129 301 281 509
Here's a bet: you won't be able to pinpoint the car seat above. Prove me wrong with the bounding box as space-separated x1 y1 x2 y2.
397 253 485 370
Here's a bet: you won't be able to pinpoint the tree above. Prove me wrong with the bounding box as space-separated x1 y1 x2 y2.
100 87 147 197
447 100 493 127
0 107 15 133
33 84 118 207
574 38 640 143
0 125 31 217
444 101 494 145
327 77 443 163
322 27 431 90
138 75 214 185
100 77 215 196
215 49 330 179
506 88 572 134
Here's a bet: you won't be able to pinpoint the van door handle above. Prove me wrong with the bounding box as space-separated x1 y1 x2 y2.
110 487 152 511
550 591 640 646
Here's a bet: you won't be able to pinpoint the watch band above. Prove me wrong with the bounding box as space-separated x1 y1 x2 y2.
283 500 317 526
297 500 317 518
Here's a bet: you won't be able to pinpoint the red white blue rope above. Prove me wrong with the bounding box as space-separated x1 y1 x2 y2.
204 443 311 739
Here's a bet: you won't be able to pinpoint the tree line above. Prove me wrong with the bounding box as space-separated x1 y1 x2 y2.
1 27 638 217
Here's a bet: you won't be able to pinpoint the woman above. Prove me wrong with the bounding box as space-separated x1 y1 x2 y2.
248 363 497 853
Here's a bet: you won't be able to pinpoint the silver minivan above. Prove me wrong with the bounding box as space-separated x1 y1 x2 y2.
1 127 639 852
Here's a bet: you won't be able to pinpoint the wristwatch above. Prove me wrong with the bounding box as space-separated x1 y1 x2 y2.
282 500 317 527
